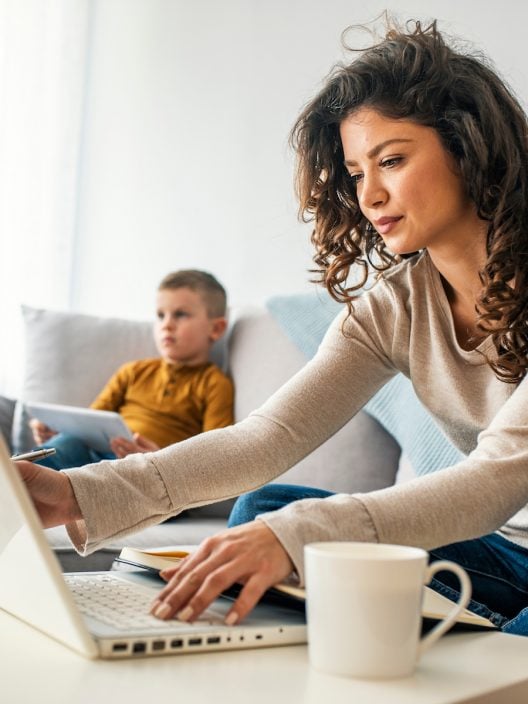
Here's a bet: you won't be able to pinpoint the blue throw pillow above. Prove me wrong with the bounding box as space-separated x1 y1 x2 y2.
266 292 465 475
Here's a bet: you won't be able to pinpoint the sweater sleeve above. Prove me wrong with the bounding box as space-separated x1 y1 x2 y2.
64 297 398 554
258 373 528 584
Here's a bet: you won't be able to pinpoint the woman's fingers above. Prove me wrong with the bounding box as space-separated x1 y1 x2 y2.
150 521 294 624
156 560 244 623
151 537 228 614
226 572 277 624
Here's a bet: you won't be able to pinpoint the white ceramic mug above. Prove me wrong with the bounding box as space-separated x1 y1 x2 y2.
304 542 472 679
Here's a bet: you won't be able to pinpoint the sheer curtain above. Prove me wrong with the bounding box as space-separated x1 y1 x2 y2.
0 0 90 396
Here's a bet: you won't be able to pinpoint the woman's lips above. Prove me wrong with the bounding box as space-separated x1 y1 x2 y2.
374 216 403 235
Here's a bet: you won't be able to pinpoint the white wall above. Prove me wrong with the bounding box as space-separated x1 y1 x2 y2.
71 0 528 319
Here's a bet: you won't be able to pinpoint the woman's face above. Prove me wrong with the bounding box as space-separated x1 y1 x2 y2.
339 108 483 258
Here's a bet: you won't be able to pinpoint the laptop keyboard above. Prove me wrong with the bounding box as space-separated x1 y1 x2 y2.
65 573 226 631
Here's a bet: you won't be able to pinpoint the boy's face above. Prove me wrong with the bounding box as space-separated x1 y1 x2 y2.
154 287 226 366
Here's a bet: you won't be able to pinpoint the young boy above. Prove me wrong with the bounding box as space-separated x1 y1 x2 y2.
30 270 234 469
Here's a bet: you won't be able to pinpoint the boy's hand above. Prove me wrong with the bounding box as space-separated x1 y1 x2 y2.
110 433 160 458
14 460 82 527
29 418 56 445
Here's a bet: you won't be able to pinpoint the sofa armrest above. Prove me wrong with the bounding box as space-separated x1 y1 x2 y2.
0 394 16 452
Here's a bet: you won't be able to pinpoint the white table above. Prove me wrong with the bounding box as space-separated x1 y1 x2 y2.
2 609 528 704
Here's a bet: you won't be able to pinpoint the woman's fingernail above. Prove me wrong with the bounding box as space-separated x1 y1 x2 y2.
224 611 239 626
154 603 172 619
176 605 194 622
150 599 161 614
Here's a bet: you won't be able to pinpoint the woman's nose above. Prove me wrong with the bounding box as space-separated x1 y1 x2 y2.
358 175 387 211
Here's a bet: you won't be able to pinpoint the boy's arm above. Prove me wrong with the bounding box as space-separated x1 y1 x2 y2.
201 369 235 431
90 363 131 412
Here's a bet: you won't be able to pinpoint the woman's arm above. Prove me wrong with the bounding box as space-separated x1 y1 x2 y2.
62 297 398 554
259 373 528 580
147 376 528 626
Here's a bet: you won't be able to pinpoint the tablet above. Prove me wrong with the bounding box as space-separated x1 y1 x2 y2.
25 401 134 454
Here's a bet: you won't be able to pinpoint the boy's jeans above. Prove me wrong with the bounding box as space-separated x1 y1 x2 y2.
228 483 528 636
35 433 116 470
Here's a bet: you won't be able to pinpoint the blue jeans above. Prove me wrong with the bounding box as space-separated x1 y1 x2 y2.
36 433 116 470
228 484 528 635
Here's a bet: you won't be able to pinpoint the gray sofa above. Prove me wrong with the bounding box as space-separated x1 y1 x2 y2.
0 302 406 572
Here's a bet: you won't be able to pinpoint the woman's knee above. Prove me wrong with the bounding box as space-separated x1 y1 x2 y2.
228 484 333 528
228 487 274 527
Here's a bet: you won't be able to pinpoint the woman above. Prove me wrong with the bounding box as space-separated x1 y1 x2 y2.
18 20 528 634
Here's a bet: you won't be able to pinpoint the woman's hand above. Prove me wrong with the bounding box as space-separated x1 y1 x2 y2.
110 433 160 458
14 460 82 527
29 418 56 445
150 521 294 625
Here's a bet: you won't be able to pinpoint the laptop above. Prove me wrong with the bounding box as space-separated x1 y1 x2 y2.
0 436 306 659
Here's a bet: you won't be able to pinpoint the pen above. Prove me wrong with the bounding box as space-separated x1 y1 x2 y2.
11 448 57 462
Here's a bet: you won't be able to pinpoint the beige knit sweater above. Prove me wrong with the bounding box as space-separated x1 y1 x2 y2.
65 252 528 583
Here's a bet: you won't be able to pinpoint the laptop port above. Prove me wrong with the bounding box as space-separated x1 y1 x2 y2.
206 636 221 645
133 642 147 654
152 640 166 651
170 639 184 649
112 642 128 652
188 638 202 646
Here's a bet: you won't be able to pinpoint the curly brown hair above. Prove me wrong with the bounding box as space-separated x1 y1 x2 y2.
290 19 528 383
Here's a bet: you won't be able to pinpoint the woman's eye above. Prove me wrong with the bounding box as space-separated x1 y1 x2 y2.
348 172 363 185
380 156 402 169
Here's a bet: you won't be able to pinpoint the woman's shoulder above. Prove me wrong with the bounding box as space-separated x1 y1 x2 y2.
343 252 438 338
365 251 437 309
378 250 430 287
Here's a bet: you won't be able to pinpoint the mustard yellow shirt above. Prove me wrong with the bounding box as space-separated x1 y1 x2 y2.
90 358 234 448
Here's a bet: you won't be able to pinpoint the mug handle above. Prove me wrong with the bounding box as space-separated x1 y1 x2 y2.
418 560 472 657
